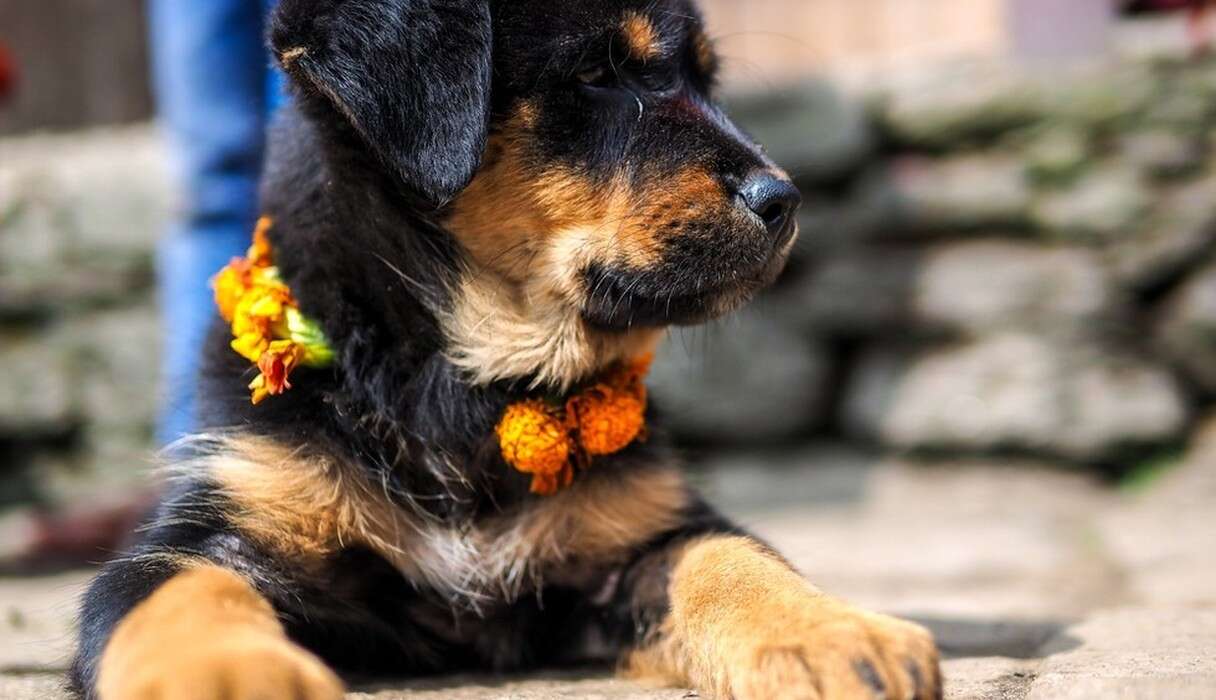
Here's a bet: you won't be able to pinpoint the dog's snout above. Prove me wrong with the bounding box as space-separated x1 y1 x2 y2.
739 172 800 240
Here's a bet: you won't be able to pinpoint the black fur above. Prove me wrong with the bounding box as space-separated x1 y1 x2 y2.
71 1 796 696
272 0 493 207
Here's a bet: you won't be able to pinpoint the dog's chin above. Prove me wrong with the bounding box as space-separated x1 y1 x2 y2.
579 251 789 332
580 284 746 332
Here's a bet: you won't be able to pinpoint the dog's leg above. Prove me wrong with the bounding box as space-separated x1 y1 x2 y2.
70 437 422 700
618 531 941 700
86 561 343 700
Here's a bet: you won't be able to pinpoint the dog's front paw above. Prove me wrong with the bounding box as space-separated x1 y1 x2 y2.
100 633 344 700
628 536 940 700
729 605 940 700
94 566 345 700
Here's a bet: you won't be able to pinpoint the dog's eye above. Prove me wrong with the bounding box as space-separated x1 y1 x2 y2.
575 64 615 88
638 65 679 93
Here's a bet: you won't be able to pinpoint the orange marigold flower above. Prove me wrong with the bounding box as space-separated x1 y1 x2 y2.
249 216 275 267
568 385 646 456
528 466 574 498
495 399 573 495
248 339 307 404
493 355 654 495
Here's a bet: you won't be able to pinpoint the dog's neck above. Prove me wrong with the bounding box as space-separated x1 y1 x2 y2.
441 264 663 391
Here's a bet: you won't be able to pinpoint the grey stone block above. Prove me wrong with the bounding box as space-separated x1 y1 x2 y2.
0 334 80 438
791 240 1118 335
794 166 903 250
914 241 1117 332
726 80 875 184
876 64 1043 148
1119 128 1207 181
57 303 162 432
1141 88 1215 133
786 246 921 334
1035 63 1156 128
1157 264 1216 395
649 310 831 444
1032 164 1151 240
842 333 1188 461
1108 170 1216 291
0 125 167 316
881 154 1034 233
1021 124 1091 185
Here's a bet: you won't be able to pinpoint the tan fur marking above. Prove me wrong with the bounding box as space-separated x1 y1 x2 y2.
198 435 686 606
625 536 941 699
203 436 405 566
449 114 726 285
401 465 691 599
447 106 629 284
97 565 343 700
622 12 663 61
443 271 664 389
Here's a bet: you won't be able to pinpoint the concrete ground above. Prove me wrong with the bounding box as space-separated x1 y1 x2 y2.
3 418 1214 699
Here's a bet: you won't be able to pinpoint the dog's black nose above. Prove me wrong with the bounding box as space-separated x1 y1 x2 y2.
740 172 801 240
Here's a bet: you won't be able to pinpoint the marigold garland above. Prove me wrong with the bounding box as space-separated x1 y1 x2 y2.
212 217 334 404
216 218 649 492
495 354 653 496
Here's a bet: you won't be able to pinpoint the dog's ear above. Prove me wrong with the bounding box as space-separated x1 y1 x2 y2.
270 0 492 206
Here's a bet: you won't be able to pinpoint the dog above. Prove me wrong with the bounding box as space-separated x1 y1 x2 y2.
70 1 941 698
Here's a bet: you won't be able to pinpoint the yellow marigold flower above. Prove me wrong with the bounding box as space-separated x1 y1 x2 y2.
568 385 646 456
230 281 292 342
495 399 573 495
231 332 270 364
212 259 253 323
248 375 270 405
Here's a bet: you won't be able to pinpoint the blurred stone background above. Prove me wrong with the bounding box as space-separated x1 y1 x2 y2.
655 53 1216 475
3 2 1216 524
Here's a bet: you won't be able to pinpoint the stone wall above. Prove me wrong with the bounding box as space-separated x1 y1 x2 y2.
0 128 167 509
3 54 1216 511
651 56 1216 471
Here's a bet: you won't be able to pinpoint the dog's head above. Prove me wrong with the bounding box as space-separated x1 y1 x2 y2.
272 0 799 386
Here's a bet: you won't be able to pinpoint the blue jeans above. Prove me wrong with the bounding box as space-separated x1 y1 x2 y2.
148 0 284 445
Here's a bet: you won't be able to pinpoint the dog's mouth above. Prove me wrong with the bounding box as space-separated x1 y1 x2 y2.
579 224 795 331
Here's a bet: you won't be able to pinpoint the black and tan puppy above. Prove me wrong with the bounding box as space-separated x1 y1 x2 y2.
71 1 940 698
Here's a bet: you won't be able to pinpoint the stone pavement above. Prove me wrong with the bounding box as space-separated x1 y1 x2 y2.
2 417 1214 699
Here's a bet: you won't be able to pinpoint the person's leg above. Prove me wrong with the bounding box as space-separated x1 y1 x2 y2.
5 2 287 575
264 0 289 115
148 0 270 444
